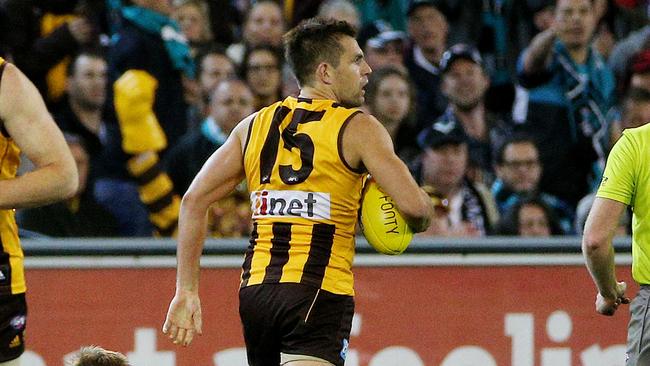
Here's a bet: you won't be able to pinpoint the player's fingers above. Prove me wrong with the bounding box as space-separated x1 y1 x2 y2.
182 328 195 346
168 324 179 340
162 319 170 334
622 296 632 304
175 328 187 345
194 310 203 335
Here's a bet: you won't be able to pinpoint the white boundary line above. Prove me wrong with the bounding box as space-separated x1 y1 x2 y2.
24 253 633 269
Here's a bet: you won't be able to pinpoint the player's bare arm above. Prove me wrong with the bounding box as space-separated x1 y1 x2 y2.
163 114 252 347
0 63 77 209
582 197 630 316
342 112 433 232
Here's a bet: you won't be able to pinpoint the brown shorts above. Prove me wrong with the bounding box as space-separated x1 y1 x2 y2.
0 293 26 362
239 283 354 366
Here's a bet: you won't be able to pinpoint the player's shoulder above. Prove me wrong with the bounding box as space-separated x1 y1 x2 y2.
345 109 381 126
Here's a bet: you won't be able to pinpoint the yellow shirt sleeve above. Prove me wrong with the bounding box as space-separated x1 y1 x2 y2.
596 132 637 206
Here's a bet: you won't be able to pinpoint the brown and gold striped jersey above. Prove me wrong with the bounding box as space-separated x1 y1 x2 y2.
242 96 365 295
0 58 26 296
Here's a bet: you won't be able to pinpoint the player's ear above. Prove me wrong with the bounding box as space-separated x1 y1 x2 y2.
315 62 334 85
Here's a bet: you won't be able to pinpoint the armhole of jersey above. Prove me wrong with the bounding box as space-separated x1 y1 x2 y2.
0 61 8 138
337 110 365 174
242 112 258 157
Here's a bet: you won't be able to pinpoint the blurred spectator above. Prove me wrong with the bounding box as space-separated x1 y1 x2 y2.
192 47 236 124
492 134 576 234
164 78 255 237
240 45 283 109
575 192 630 235
404 0 449 132
437 44 513 185
4 0 100 105
318 0 361 30
620 87 650 130
629 49 650 91
364 66 418 161
173 0 214 58
226 0 284 65
53 51 107 183
609 25 649 90
17 135 119 237
355 0 409 32
165 78 254 195
364 30 408 72
205 0 239 46
284 0 325 28
415 120 499 237
498 196 564 236
517 0 615 206
96 0 194 236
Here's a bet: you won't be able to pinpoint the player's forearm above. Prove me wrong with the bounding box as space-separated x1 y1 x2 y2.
403 189 434 233
0 162 77 209
175 194 209 294
583 239 618 299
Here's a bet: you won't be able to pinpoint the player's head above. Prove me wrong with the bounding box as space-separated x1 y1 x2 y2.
283 17 371 107
67 345 130 366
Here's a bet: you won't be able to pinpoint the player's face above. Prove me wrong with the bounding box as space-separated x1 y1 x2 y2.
332 36 372 108
210 81 254 134
496 142 541 193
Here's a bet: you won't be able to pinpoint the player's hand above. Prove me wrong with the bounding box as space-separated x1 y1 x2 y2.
596 281 630 316
162 291 203 346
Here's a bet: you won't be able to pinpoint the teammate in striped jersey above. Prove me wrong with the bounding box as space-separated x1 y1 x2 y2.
163 18 433 366
0 58 78 365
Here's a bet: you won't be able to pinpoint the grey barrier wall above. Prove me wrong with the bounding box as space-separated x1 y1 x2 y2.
20 236 632 256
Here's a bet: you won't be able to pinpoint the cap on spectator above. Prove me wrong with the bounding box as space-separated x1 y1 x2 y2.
631 49 650 74
366 31 407 50
406 0 439 17
417 121 467 149
440 43 484 74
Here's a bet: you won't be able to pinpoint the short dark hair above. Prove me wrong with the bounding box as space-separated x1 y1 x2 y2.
494 133 538 165
69 346 130 366
283 17 357 86
195 45 230 77
497 195 563 236
66 49 105 77
624 87 650 104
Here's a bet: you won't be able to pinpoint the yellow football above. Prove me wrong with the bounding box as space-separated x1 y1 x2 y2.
360 177 413 255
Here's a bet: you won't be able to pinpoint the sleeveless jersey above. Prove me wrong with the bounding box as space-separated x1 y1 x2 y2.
242 96 365 296
0 58 25 296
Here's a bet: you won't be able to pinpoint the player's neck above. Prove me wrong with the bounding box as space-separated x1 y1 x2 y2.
298 85 338 102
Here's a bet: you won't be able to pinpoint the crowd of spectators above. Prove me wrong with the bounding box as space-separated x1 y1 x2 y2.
2 0 648 239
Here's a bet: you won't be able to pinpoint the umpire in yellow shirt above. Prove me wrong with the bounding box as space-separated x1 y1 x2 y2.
582 123 650 365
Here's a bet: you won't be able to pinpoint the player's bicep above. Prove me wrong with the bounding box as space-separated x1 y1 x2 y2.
583 197 626 244
0 63 70 167
346 114 426 217
597 133 638 204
